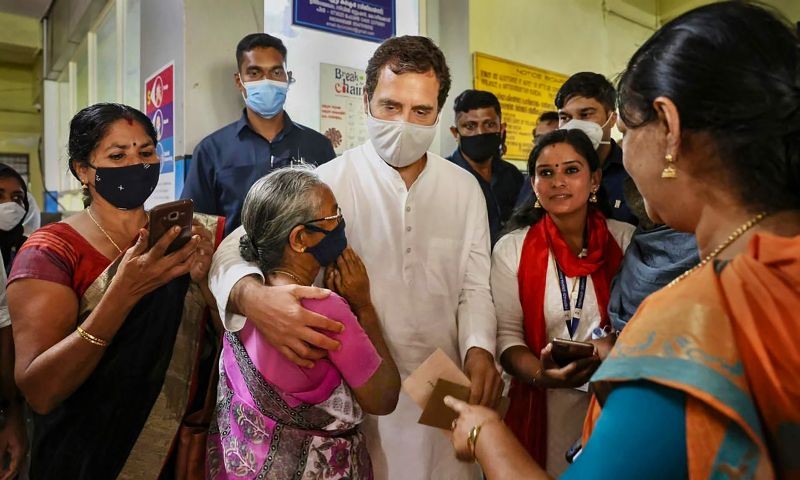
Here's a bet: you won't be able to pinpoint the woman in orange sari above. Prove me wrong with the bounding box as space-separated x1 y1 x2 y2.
443 2 800 478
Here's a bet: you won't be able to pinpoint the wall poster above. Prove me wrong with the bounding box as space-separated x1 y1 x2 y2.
319 62 368 155
473 53 568 163
144 61 176 209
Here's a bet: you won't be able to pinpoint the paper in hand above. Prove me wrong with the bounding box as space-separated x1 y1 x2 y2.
402 348 471 410
417 379 470 430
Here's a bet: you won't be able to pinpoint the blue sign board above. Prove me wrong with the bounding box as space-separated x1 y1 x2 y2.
293 0 395 43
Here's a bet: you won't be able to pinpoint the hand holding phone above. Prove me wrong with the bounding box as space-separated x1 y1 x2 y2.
534 339 600 389
550 338 596 368
148 199 194 254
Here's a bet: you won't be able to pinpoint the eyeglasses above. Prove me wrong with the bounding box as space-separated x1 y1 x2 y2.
303 206 342 232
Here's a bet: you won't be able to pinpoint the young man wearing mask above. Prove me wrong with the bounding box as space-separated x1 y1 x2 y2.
448 90 523 246
208 35 500 480
182 33 336 234
555 72 638 225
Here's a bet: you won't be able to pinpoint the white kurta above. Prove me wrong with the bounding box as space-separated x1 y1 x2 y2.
208 141 496 480
492 220 634 476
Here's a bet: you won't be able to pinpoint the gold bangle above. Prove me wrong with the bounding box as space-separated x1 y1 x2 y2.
76 326 109 347
467 423 483 462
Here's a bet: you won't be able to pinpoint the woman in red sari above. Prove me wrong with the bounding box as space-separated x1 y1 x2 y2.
8 103 224 479
444 2 800 478
495 128 633 475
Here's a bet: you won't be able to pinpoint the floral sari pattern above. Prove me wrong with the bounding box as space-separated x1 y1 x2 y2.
207 332 373 479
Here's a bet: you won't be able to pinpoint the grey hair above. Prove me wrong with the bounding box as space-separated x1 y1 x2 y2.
239 166 325 273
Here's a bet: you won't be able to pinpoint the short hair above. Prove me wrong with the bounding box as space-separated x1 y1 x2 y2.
538 111 559 123
365 36 451 109
236 33 287 70
555 72 616 112
453 89 501 117
239 166 325 274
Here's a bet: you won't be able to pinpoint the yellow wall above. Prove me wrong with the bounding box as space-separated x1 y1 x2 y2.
0 10 43 205
0 62 43 205
660 0 800 22
469 0 800 92
469 0 655 84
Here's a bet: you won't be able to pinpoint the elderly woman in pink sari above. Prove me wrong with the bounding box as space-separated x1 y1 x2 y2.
206 167 401 479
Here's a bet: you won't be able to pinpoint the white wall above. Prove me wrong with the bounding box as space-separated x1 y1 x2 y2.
184 0 263 151
264 0 420 132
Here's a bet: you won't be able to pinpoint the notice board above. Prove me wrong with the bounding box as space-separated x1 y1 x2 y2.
293 0 395 43
473 53 568 162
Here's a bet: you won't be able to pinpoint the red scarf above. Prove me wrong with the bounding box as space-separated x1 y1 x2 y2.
505 209 623 467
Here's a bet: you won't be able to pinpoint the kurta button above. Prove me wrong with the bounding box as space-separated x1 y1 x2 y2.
406 206 411 212
406 226 412 232
406 248 411 254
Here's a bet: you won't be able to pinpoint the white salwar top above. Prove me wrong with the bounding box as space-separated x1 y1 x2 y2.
491 219 634 476
208 141 497 480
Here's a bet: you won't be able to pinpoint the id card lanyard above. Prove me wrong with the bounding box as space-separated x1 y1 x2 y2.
556 265 587 339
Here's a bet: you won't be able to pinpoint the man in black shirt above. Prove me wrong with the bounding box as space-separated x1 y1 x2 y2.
447 90 524 246
181 33 335 234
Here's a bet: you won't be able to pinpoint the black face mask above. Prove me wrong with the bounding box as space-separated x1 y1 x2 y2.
459 132 502 163
90 162 160 210
304 219 347 266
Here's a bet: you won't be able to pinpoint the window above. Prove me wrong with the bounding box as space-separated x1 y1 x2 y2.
0 154 30 184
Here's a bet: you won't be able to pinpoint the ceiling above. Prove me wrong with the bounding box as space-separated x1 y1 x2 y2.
0 0 51 19
0 0 49 66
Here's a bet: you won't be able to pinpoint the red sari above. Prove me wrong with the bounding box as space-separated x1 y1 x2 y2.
505 209 623 467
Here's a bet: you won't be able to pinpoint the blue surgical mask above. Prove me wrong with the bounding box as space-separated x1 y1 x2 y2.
241 79 288 119
305 219 347 267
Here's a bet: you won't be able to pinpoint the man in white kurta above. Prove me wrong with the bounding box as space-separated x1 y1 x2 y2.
207 36 499 479
209 140 495 479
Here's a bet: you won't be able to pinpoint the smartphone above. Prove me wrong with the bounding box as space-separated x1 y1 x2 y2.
148 199 194 254
550 338 595 368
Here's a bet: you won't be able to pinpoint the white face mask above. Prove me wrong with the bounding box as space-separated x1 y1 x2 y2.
560 113 615 150
365 106 439 168
0 202 26 232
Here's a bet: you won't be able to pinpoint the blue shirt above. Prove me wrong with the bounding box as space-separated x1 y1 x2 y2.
447 149 524 247
515 139 638 226
563 381 687 479
181 110 336 234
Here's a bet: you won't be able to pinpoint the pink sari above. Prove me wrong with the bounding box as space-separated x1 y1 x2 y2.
206 293 382 479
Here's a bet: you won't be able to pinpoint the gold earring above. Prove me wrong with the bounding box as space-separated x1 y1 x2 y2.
534 198 542 208
589 190 598 203
661 154 677 179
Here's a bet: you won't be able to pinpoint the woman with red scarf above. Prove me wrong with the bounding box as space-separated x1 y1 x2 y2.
492 128 633 475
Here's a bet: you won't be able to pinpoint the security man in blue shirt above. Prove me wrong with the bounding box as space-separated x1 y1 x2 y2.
182 33 336 234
